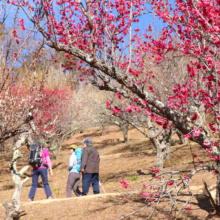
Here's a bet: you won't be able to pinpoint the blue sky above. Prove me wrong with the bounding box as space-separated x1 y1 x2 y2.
5 1 165 38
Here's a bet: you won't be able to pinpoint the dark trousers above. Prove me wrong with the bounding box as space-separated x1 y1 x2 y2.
28 168 52 200
82 173 100 195
66 172 82 197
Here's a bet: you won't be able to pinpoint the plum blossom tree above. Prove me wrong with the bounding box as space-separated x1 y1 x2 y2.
31 86 82 158
16 0 220 217
0 8 47 144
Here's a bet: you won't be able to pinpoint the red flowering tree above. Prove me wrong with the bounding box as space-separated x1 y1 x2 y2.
31 86 83 158
16 0 220 217
33 87 73 136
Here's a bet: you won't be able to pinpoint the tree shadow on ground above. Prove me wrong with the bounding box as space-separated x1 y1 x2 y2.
52 162 64 170
101 171 129 182
16 211 27 220
171 144 189 154
195 195 213 213
136 169 152 176
0 184 14 191
131 194 212 216
111 139 154 155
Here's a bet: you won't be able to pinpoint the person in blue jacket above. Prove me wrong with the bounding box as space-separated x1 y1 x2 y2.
66 145 82 197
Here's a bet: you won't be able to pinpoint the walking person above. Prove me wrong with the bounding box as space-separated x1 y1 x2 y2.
80 137 100 196
28 141 53 201
66 145 82 197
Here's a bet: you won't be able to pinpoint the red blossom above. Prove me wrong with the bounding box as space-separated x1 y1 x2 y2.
106 101 111 108
152 167 160 173
167 181 174 186
183 134 191 139
15 38 19 44
120 180 129 189
191 112 198 121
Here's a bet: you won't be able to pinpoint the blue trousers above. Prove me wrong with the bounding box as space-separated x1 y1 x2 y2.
82 173 100 195
28 168 52 200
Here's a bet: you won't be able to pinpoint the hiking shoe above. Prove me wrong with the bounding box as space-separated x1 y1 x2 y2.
27 198 32 202
47 196 53 199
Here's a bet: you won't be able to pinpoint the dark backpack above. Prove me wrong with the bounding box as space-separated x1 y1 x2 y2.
29 142 43 168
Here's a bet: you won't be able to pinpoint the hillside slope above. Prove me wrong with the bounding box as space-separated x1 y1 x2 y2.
0 126 217 219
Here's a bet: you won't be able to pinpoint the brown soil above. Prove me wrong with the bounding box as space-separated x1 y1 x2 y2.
0 126 218 219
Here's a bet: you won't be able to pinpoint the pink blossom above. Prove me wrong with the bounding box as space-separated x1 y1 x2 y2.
149 198 154 202
183 133 191 139
184 175 189 179
192 153 197 158
213 156 220 161
152 167 159 173
204 142 211 146
193 129 200 137
13 52 18 57
191 112 198 121
149 86 154 92
136 109 141 114
116 92 121 99
106 101 111 108
188 206 192 210
19 18 24 25
112 106 121 114
167 181 174 186
141 191 151 198
126 198 129 202
206 148 212 154
15 38 19 44
120 180 129 189
143 184 149 189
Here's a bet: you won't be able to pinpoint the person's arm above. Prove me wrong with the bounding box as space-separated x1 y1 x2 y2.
45 149 53 176
80 149 88 173
68 154 77 171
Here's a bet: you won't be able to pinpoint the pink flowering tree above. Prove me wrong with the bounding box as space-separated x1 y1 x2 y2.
15 0 220 216
0 8 51 220
31 87 82 158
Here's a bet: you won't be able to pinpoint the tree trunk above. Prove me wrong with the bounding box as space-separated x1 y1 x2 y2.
121 123 129 143
155 144 164 172
101 123 106 136
3 134 29 220
216 162 220 211
162 143 170 161
0 141 5 152
3 176 22 220
176 131 188 145
55 144 61 159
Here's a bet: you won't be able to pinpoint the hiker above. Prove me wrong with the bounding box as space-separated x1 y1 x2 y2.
80 137 100 196
28 141 53 201
66 145 82 197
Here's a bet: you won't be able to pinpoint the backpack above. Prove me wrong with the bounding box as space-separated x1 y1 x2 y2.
29 142 43 168
74 148 83 172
